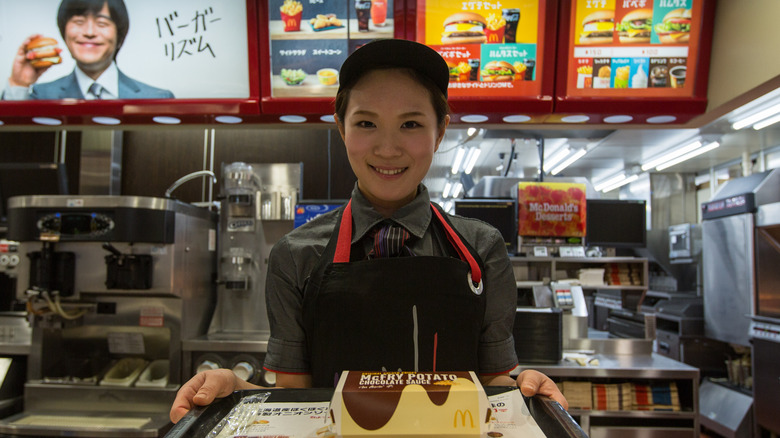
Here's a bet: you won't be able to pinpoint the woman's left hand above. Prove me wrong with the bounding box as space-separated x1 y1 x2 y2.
515 369 568 410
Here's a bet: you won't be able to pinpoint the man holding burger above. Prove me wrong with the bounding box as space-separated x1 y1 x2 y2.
3 0 173 100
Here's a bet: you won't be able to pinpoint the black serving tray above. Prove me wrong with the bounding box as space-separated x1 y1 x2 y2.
165 387 587 438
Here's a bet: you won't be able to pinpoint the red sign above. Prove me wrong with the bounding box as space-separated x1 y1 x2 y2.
517 182 586 237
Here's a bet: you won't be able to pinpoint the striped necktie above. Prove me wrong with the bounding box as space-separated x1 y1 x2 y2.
88 82 105 99
367 223 414 258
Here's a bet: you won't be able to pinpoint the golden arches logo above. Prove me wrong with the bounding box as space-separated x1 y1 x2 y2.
488 33 500 43
453 409 474 428
286 18 298 27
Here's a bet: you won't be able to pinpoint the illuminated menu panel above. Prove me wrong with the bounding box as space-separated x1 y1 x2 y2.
268 0 395 98
565 0 704 97
416 0 547 99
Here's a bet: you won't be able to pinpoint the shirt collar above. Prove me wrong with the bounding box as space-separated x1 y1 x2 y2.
349 183 432 244
75 62 119 99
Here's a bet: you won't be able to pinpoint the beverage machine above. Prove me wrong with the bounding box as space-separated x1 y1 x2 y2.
182 162 301 388
0 195 216 437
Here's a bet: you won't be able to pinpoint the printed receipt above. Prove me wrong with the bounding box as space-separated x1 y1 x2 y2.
213 390 548 438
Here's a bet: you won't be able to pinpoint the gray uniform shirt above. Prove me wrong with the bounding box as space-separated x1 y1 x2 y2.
263 184 519 375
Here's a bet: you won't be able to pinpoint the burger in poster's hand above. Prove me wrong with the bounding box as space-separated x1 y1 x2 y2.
441 12 487 44
616 9 652 44
25 36 63 68
579 10 614 45
655 8 691 43
480 61 516 82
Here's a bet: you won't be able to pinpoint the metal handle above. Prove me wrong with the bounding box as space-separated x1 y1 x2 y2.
165 170 217 198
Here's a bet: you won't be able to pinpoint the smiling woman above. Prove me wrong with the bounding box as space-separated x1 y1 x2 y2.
169 39 568 424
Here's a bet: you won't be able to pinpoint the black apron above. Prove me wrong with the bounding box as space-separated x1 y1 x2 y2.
302 200 487 387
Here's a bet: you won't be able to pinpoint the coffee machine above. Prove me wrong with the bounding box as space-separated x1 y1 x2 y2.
0 195 216 437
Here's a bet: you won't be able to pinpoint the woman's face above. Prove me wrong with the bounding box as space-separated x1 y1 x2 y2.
337 69 449 216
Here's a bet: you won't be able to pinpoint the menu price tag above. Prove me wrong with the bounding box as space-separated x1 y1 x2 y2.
533 246 548 257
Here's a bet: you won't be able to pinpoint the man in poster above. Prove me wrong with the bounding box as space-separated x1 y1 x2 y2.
3 0 174 100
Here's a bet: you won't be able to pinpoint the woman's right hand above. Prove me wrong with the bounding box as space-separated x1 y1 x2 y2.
169 369 248 424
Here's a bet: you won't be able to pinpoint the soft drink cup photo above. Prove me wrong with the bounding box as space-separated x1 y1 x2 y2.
371 0 387 26
356 0 371 32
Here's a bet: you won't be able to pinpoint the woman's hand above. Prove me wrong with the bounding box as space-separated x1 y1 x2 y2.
169 369 259 423
516 369 568 410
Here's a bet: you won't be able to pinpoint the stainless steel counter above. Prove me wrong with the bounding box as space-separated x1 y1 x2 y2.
515 352 699 379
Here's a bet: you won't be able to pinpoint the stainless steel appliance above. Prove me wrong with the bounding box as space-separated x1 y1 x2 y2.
750 201 780 435
701 169 780 347
0 195 216 437
183 163 301 389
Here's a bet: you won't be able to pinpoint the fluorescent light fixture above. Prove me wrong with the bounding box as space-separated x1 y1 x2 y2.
464 147 481 174
550 148 586 175
731 103 780 130
467 127 477 136
443 201 454 213
451 182 463 198
543 146 571 173
601 174 639 193
451 147 466 174
640 140 702 171
442 182 452 198
656 141 720 171
594 172 628 192
753 112 780 130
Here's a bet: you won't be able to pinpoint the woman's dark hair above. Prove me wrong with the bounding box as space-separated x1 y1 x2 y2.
335 66 450 129
57 0 130 59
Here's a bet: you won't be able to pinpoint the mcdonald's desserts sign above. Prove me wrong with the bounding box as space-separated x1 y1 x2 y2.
330 371 492 436
517 182 587 238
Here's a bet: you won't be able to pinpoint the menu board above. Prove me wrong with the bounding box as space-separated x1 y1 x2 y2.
416 0 546 99
517 182 586 238
565 0 704 98
268 0 395 98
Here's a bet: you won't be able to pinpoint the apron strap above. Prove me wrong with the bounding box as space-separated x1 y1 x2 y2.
333 200 483 288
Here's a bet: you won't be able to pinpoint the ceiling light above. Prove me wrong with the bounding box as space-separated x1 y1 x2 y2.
32 117 62 126
153 116 181 125
503 115 531 123
601 174 639 193
542 145 571 173
92 116 121 125
640 139 702 171
550 148 587 175
561 115 589 123
442 182 453 198
467 127 477 136
460 115 488 123
0 120 5 126
646 115 676 124
731 103 780 130
279 115 306 123
594 172 628 192
451 147 466 174
451 182 463 198
752 112 780 130
655 141 720 171
464 147 482 174
603 115 633 123
215 115 243 124
320 115 336 123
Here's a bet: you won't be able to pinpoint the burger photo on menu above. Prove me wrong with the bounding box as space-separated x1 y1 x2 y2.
579 10 614 45
480 60 516 82
616 9 652 44
26 36 63 68
654 8 691 43
441 12 487 44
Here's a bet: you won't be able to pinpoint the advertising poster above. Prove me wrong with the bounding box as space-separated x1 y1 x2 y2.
0 0 250 100
268 0 394 98
517 182 586 238
566 0 702 98
416 0 544 98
